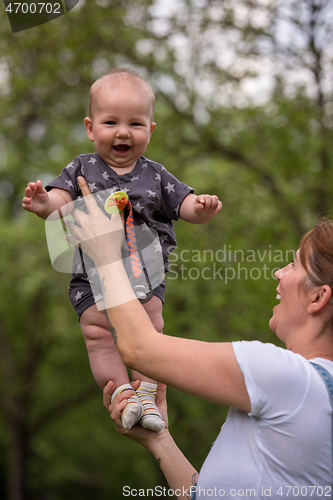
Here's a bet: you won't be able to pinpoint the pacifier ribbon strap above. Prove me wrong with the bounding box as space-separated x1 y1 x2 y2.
125 200 144 278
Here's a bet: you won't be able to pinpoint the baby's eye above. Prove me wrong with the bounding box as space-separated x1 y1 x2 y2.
131 122 142 127
106 121 116 125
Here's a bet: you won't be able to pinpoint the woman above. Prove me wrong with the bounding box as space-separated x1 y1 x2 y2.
66 177 333 499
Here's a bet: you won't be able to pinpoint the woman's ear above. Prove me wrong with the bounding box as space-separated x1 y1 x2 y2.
308 285 332 314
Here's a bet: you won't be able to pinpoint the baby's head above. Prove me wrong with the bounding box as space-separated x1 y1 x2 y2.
84 68 156 172
89 67 155 120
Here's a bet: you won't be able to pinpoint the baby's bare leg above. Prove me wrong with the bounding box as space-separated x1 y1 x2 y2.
131 295 166 432
80 303 143 429
80 303 129 389
131 295 164 382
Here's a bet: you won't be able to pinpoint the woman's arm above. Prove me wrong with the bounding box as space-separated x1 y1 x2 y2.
102 277 250 411
105 381 198 500
67 177 250 412
148 434 198 500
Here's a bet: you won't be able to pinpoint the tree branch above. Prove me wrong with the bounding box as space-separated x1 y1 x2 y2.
158 92 307 238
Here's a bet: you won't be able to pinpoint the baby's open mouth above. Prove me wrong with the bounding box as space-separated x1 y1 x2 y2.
113 144 130 153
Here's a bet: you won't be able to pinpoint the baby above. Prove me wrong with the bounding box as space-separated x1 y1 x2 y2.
22 68 222 432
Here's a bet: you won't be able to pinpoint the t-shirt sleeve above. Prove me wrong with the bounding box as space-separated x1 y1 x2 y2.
232 340 312 421
159 167 194 221
45 157 83 200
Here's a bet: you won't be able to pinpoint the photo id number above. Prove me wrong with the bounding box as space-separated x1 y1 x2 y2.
277 486 332 497
5 3 61 14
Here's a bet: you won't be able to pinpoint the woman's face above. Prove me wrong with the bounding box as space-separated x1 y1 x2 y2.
269 250 312 344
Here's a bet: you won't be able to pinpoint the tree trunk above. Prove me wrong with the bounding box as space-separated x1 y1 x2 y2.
6 410 29 500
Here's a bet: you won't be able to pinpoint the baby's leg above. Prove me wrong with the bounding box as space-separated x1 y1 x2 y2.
131 295 164 382
131 295 165 432
80 303 143 429
80 303 128 389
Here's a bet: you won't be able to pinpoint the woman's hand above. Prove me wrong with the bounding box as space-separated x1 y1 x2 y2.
105 380 199 500
103 380 169 450
64 177 125 267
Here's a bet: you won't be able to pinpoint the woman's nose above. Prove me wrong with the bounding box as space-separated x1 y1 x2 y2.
274 264 290 280
274 268 281 280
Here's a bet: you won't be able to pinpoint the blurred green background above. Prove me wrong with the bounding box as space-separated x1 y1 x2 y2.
0 0 332 498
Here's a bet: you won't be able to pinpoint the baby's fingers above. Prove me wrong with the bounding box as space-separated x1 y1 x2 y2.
204 195 222 212
35 180 46 193
25 183 35 196
208 195 222 214
215 199 223 214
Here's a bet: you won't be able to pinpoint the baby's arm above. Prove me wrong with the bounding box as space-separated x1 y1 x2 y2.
179 193 222 224
22 180 73 220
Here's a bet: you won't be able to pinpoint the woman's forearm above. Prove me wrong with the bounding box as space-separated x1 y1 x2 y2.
96 261 155 356
147 431 198 500
97 262 251 411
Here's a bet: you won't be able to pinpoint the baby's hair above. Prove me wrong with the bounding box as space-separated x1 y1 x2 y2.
88 67 155 120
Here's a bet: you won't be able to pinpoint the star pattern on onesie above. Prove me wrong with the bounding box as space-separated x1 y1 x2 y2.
75 291 84 301
159 234 169 243
153 242 162 253
165 182 175 193
146 189 157 198
89 267 99 277
133 202 144 213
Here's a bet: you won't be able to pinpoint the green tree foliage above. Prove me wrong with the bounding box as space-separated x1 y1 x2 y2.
0 0 332 498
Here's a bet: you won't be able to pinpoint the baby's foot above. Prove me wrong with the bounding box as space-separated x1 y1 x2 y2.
111 384 144 430
137 382 165 433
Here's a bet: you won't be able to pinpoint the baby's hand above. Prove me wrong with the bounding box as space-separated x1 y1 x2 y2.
193 194 222 219
22 180 50 216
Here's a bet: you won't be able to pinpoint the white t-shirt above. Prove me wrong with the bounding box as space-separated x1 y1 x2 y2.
195 341 333 500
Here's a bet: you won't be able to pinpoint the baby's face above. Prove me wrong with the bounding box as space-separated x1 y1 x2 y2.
85 78 155 173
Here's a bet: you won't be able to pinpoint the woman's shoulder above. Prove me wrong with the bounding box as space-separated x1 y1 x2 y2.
232 340 313 417
233 339 305 364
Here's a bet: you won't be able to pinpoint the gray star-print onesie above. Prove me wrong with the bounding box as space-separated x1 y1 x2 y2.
46 152 194 317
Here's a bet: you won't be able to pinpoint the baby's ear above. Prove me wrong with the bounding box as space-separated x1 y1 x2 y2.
150 122 156 137
84 117 94 142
